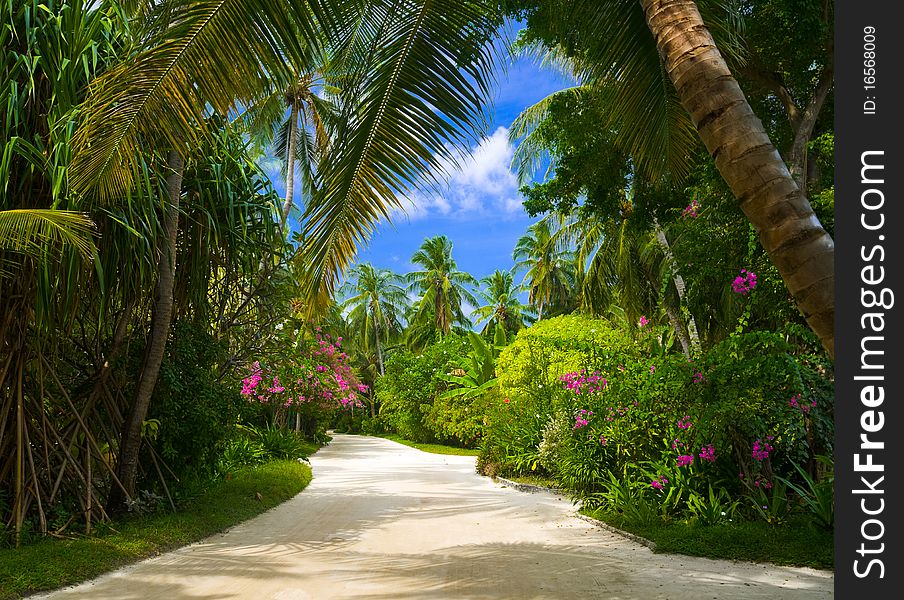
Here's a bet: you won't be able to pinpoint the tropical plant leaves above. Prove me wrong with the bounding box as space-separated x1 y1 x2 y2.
295 0 500 313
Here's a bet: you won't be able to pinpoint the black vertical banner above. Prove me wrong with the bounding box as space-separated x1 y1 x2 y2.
835 1 903 596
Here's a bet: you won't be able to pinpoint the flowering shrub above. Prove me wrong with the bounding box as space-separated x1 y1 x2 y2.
731 269 757 295
239 330 364 436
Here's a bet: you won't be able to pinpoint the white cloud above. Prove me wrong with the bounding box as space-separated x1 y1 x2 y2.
394 126 524 221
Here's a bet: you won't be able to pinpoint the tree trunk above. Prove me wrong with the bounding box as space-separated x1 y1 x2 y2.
787 68 833 193
279 104 299 234
374 316 385 377
640 0 835 358
653 218 700 353
108 150 183 511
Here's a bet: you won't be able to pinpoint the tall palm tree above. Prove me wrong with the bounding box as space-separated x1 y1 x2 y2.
513 219 575 319
407 235 479 336
242 69 337 235
507 0 834 356
471 269 534 334
341 263 407 376
68 0 500 504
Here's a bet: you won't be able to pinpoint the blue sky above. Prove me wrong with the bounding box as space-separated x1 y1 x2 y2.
261 51 574 292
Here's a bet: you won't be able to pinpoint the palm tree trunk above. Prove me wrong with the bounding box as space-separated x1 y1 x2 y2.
640 0 835 358
279 104 299 234
653 218 700 353
374 317 385 377
108 150 183 511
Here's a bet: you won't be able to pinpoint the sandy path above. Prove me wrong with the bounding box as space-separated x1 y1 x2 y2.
38 434 833 599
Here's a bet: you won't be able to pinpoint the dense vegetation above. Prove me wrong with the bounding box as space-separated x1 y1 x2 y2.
3 0 833 575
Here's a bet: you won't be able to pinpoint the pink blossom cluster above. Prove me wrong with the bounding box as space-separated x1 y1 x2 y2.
650 475 669 490
681 199 701 218
638 315 649 327
240 330 365 411
599 434 607 446
753 476 773 489
698 444 716 463
692 370 705 384
751 437 775 461
731 269 757 295
677 415 692 430
789 394 816 414
573 408 593 429
559 370 607 395
676 454 694 468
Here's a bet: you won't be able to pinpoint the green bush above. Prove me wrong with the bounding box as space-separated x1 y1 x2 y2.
376 335 469 443
147 323 246 482
481 316 835 532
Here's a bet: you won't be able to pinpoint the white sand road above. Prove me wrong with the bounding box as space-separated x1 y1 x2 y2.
37 434 833 599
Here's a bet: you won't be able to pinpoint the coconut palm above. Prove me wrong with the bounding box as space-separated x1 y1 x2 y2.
513 219 575 319
506 0 834 356
241 68 337 235
341 263 407 376
407 236 479 336
471 269 534 334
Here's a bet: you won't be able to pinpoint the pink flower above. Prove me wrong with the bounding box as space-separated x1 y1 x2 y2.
698 444 716 463
639 315 649 327
682 199 701 218
676 455 694 467
731 269 757 295
752 438 774 461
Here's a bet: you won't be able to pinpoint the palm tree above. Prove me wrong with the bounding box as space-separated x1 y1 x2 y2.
341 263 407 376
68 0 500 504
513 219 575 319
242 69 336 235
507 0 834 356
471 269 534 334
407 236 479 336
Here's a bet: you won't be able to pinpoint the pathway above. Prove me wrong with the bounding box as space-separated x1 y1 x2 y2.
38 434 833 599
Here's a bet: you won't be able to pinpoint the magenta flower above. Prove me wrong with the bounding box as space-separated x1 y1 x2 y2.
639 315 649 327
676 455 694 467
698 444 716 463
789 394 816 414
752 438 774 461
731 269 758 295
682 199 701 218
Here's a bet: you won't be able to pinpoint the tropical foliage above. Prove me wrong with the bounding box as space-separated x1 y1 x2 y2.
2 0 834 571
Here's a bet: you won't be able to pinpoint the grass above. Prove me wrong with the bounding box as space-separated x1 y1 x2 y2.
583 508 833 570
377 434 480 456
0 460 313 599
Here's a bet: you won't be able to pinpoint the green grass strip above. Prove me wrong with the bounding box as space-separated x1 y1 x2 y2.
0 460 312 599
583 508 833 569
377 434 479 456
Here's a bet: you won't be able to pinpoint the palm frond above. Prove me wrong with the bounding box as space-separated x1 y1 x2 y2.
509 85 586 184
70 0 319 200
295 0 500 312
0 209 96 260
